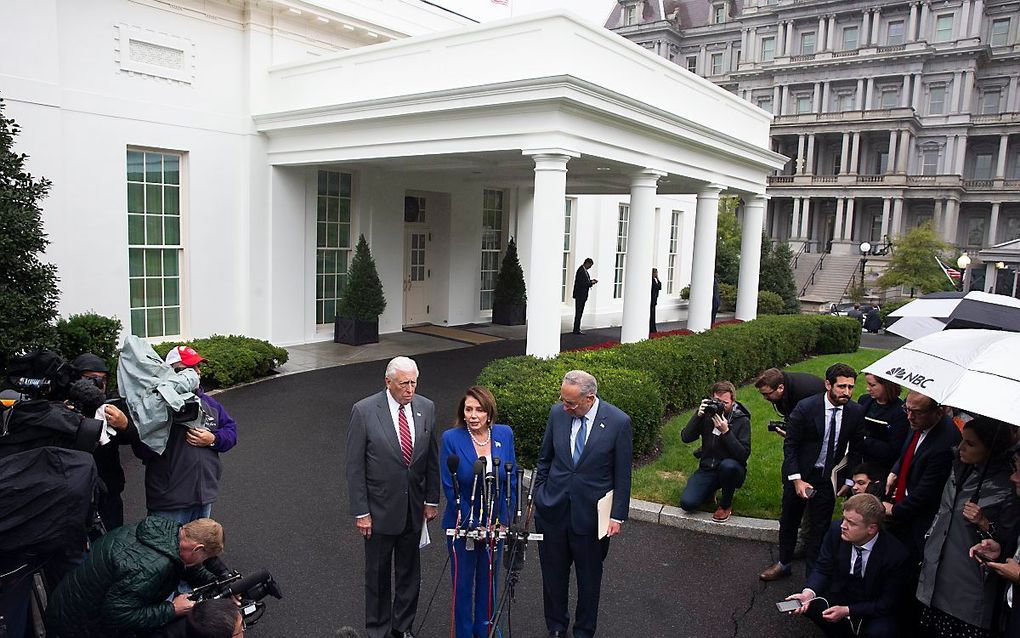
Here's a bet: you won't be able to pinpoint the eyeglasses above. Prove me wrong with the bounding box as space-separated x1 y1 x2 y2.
393 380 417 389
902 406 934 415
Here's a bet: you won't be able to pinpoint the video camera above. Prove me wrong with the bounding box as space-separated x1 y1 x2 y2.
702 398 727 418
190 558 283 628
767 420 787 433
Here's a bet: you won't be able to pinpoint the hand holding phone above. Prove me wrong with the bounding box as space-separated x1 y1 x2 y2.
776 600 801 613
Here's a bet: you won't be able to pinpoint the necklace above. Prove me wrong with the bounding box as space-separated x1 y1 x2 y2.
468 426 491 447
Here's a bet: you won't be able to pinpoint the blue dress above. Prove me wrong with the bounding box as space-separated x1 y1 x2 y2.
440 424 518 638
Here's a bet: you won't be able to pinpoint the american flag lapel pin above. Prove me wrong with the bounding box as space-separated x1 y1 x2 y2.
495 441 502 448
599 422 606 429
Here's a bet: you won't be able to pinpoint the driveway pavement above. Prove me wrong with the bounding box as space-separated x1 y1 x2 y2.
118 324 890 637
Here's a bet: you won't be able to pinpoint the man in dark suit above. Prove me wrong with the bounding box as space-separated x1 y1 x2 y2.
755 367 827 427
346 356 440 638
649 268 662 334
785 494 909 637
882 391 961 561
571 258 597 335
534 370 632 638
761 363 865 581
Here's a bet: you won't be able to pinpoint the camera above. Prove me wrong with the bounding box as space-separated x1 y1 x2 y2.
702 398 726 418
767 420 786 433
190 559 283 628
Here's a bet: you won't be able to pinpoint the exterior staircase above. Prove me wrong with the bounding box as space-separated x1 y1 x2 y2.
793 253 863 310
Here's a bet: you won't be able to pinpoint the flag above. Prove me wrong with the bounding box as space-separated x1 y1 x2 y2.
935 256 961 283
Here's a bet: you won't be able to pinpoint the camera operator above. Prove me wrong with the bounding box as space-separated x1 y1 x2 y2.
679 381 751 522
755 368 826 438
46 517 224 638
145 598 243 638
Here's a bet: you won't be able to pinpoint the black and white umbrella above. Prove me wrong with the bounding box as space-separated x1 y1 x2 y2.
887 291 1020 340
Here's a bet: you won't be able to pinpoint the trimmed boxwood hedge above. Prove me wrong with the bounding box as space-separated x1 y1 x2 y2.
477 314 860 466
152 335 288 389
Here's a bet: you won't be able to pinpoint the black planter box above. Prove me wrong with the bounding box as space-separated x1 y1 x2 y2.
492 303 526 326
334 316 379 345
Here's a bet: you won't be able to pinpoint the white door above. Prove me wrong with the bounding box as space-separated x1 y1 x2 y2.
403 228 430 325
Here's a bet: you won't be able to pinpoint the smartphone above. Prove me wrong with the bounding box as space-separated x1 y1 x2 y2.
975 552 993 564
804 487 817 499
776 600 802 613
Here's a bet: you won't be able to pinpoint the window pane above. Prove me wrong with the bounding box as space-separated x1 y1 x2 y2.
146 309 163 336
145 249 162 276
164 278 179 306
164 217 180 245
164 308 180 336
128 215 144 245
324 299 335 322
327 171 339 196
127 151 144 182
163 250 179 276
164 186 179 215
163 155 179 185
339 198 351 223
317 223 327 247
146 184 162 214
146 215 163 245
340 172 352 197
145 278 163 307
131 309 146 336
129 249 144 277
145 153 162 183
128 183 144 213
129 279 145 308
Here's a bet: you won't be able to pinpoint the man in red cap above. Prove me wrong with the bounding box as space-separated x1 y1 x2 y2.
132 345 238 524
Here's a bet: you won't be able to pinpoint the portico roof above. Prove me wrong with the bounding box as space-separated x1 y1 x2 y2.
252 10 786 194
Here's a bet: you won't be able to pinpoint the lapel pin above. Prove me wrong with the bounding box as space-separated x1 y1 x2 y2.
599 422 605 429
416 412 422 417
495 441 502 447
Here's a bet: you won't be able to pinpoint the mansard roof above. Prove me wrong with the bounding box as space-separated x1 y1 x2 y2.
604 0 745 30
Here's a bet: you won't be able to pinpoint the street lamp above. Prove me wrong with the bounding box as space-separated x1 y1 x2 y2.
859 241 872 286
957 252 971 292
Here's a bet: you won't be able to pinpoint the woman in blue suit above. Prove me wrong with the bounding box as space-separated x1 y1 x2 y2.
440 385 517 638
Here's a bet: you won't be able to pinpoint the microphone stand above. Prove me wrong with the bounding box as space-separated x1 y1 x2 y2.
487 467 542 638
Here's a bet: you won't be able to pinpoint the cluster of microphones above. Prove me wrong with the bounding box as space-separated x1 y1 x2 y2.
445 454 530 540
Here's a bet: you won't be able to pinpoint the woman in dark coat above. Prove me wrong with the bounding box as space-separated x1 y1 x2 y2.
917 416 1020 637
440 386 517 638
856 374 910 476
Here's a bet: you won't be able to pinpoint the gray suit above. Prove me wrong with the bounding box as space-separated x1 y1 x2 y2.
346 390 439 638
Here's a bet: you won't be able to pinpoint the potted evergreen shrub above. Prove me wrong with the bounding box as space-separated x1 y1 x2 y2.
491 237 527 325
334 234 386 345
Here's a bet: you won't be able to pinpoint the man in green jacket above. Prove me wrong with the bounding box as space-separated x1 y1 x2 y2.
46 516 224 638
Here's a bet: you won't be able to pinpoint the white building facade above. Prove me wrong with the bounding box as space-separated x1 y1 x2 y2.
2 0 782 355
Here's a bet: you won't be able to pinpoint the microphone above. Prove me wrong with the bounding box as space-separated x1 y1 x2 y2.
447 454 461 507
515 466 525 526
469 458 486 527
485 472 497 528
492 456 502 523
504 462 514 525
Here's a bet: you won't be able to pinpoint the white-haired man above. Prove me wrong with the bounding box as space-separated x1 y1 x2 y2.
346 357 439 638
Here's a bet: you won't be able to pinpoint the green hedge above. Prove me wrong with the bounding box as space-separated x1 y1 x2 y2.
757 290 784 315
152 335 288 388
55 313 123 380
477 315 860 466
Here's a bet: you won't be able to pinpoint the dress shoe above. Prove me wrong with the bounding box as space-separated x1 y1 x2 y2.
390 631 415 638
759 562 792 582
571 330 585 335
712 506 732 522
548 632 567 638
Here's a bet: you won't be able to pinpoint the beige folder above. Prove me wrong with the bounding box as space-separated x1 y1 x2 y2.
597 490 614 539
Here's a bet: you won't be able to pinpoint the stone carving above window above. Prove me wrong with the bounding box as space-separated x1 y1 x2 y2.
115 24 194 84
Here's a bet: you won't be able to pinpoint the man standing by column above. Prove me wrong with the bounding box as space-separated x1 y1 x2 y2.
571 258 598 335
534 370 633 638
346 356 439 638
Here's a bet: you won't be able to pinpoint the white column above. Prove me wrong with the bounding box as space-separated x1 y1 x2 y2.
952 71 964 112
827 15 837 50
813 82 822 112
996 134 1008 179
621 170 665 343
780 85 789 115
866 77 876 110
988 202 1000 245
735 196 769 321
901 75 912 107
908 3 920 41
898 130 912 174
850 132 862 174
919 2 931 40
801 198 812 239
959 1 971 40
840 132 851 174
822 82 831 113
944 199 960 245
911 73 923 110
861 10 872 47
844 198 856 241
1008 77 1019 112
773 85 782 112
786 21 795 55
962 71 975 112
835 198 846 239
806 134 817 174
818 17 827 51
857 79 865 109
797 134 807 173
688 184 725 332
891 197 904 237
791 198 803 237
955 135 968 175
748 28 757 62
523 150 576 357
933 199 944 228
888 131 899 172
972 0 984 38
871 8 882 44
742 28 750 57
880 197 892 240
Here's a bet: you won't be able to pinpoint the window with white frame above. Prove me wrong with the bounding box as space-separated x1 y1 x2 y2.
836 92 855 112
625 4 638 26
974 153 994 179
127 149 183 338
990 18 1011 46
928 85 946 114
315 170 353 325
842 26 859 50
833 152 842 175
876 150 890 174
980 88 1001 115
686 56 698 73
796 95 812 113
757 96 774 113
562 198 574 303
613 204 630 299
480 189 504 311
800 31 816 54
667 210 681 294
713 3 726 24
881 88 899 109
887 20 905 45
710 52 724 75
935 14 954 42
921 147 940 175
761 36 776 61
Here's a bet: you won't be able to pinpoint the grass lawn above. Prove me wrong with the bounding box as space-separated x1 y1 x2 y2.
631 347 892 520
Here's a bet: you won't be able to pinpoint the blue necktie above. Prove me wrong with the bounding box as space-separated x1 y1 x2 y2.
853 546 864 578
573 416 588 465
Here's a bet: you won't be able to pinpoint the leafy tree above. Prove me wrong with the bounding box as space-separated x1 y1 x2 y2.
758 235 800 313
0 97 59 368
714 196 741 286
876 222 955 295
337 234 386 321
493 236 526 306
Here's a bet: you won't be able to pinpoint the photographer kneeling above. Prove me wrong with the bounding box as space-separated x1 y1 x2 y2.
46 517 224 638
679 381 751 522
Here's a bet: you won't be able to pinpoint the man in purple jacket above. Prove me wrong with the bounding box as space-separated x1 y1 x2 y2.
133 346 238 524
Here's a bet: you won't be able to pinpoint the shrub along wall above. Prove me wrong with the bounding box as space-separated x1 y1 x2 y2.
477 315 860 466
152 335 288 389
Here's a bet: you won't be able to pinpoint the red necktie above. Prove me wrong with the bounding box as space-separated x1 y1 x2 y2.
398 405 413 466
894 430 922 503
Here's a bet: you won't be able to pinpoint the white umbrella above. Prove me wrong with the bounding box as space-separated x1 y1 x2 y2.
886 291 1020 339
862 329 1020 426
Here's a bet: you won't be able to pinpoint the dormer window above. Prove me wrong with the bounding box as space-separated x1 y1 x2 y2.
713 3 727 24
623 2 641 26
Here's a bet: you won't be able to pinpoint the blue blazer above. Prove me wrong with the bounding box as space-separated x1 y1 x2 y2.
782 394 865 482
534 399 633 535
440 424 518 529
806 522 909 620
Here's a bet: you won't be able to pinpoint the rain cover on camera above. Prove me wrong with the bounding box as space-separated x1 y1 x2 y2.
117 335 199 455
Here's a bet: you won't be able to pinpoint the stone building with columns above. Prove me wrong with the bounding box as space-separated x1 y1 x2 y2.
2 0 782 357
610 0 1020 297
